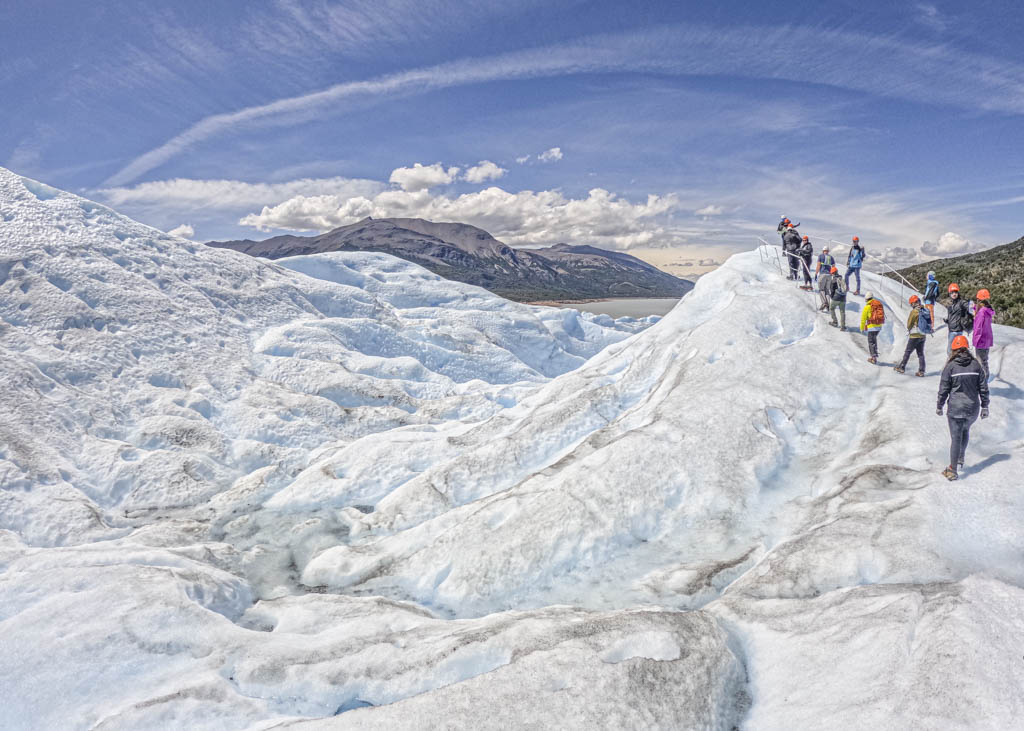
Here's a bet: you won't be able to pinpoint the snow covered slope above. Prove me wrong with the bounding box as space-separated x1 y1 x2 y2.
2 169 1023 730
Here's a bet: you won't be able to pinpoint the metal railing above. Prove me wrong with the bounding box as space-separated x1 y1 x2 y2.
758 236 817 286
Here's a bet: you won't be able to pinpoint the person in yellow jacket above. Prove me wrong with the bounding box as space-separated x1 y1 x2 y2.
860 292 885 364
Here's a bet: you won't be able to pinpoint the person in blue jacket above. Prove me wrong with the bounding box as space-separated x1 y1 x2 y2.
922 271 939 326
845 236 865 295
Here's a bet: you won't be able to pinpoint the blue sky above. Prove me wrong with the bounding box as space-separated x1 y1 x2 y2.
3 0 1023 265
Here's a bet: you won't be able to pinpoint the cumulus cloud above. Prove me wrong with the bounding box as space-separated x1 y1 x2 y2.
388 163 460 192
463 160 507 184
538 147 563 162
166 223 195 239
921 231 983 257
695 205 723 217
239 185 680 249
98 176 384 209
515 155 530 164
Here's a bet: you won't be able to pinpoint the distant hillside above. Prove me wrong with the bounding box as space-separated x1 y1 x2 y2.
888 235 1024 328
208 218 693 302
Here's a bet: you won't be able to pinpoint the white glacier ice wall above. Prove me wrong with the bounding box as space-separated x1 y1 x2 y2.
2 167 1023 729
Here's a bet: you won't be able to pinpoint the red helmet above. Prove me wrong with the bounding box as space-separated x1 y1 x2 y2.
948 283 960 293
852 236 860 243
909 294 920 304
951 335 969 350
976 288 990 300
783 218 790 223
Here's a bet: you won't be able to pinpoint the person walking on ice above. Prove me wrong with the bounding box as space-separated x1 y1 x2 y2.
827 266 847 329
815 245 836 281
860 292 885 364
845 236 864 295
937 335 990 480
972 289 994 375
817 264 834 311
923 271 939 326
894 294 931 376
944 283 972 353
798 235 814 287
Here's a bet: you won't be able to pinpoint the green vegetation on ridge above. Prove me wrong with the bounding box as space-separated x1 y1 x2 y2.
889 235 1024 329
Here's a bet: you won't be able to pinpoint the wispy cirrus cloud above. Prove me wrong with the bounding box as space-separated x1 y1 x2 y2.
105 23 1024 186
99 176 384 209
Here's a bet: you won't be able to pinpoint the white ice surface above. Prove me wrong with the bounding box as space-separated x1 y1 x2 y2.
2 168 1023 729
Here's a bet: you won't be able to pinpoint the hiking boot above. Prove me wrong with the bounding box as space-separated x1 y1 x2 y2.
840 326 847 331
942 466 959 481
829 321 839 328
893 366 905 374
916 371 925 377
867 356 877 364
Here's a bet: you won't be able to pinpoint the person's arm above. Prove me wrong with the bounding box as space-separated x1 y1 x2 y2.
937 364 952 410
979 362 990 408
860 304 869 330
907 309 917 332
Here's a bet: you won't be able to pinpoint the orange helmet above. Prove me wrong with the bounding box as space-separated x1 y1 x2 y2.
951 335 969 350
830 266 838 273
976 288 990 300
909 294 920 304
802 235 809 241
852 236 860 243
948 283 960 293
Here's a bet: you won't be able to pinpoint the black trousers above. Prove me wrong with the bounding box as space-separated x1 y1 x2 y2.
802 256 813 285
947 412 978 468
976 348 990 375
899 338 925 371
788 253 800 279
867 330 879 358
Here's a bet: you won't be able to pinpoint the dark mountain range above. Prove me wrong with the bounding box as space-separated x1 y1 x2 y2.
207 218 693 302
889 235 1024 328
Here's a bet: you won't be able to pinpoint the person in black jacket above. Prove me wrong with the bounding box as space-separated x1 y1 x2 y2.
782 226 802 280
944 282 973 354
936 335 990 480
798 236 813 286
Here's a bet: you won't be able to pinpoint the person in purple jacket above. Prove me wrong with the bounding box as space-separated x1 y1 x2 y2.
972 288 994 375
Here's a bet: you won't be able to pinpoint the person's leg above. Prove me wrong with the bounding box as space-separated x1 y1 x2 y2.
844 268 852 290
947 330 963 354
915 338 926 373
948 416 965 470
803 259 813 285
898 340 913 369
868 330 879 359
829 300 839 325
839 302 846 329
854 267 861 292
977 348 989 375
926 303 935 325
960 413 978 466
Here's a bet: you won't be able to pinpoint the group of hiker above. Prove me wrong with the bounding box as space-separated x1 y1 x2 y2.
776 216 996 481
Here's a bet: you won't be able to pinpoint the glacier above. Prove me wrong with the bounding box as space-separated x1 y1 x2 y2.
1 167 1022 729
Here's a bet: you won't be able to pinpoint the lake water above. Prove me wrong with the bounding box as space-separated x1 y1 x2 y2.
545 298 681 318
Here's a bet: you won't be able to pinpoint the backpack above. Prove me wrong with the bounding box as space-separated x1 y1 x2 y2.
917 306 933 334
924 280 938 301
833 276 847 298
867 299 885 325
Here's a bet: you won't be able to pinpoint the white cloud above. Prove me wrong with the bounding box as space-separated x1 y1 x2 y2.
695 205 723 217
463 160 507 184
538 147 563 162
239 185 680 249
921 231 984 257
389 163 460 192
915 3 947 32
98 176 385 210
166 224 195 239
515 155 531 164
